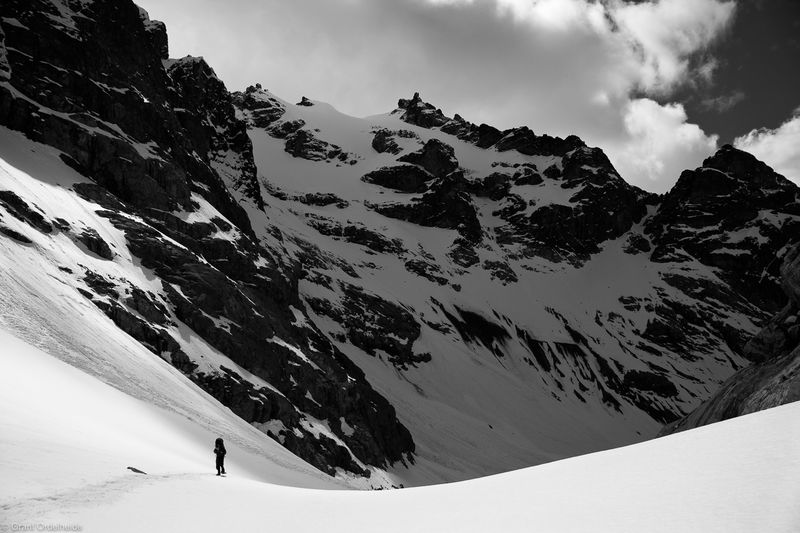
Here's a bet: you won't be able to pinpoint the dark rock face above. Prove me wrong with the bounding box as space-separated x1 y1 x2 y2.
622 370 678 397
307 217 405 255
0 0 415 478
87 205 415 472
447 237 480 267
0 0 257 233
1 1 187 211
295 192 349 209
512 164 543 186
493 147 651 263
371 129 401 154
396 92 449 128
469 172 512 200
396 93 584 158
495 126 585 156
371 172 482 242
0 226 32 243
393 89 614 278
165 55 264 210
405 259 449 285
647 144 800 315
439 116 503 148
232 84 286 128
361 165 434 193
440 306 510 358
661 247 800 436
77 228 114 260
482 260 518 284
268 119 306 139
0 190 53 233
306 282 432 370
397 138 458 177
284 129 353 163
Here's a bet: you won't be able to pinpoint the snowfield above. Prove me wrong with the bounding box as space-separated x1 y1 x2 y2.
2 328 798 533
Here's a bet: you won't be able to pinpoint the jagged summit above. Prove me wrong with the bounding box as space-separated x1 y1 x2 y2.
703 144 794 189
394 92 587 158
396 91 450 128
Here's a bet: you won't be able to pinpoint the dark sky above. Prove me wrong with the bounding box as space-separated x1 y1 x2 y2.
672 0 800 144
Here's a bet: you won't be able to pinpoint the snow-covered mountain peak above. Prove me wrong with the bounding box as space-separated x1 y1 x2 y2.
1 0 798 489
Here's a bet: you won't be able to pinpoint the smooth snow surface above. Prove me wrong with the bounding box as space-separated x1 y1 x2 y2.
2 330 798 532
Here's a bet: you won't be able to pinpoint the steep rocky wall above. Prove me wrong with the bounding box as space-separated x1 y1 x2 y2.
0 0 415 479
660 243 800 435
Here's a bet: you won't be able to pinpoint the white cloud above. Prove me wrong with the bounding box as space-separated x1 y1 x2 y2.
606 99 719 192
494 0 610 33
734 111 800 184
611 0 735 92
136 0 736 192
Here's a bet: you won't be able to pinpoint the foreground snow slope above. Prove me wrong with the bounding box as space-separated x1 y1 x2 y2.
0 323 344 507
3 330 798 533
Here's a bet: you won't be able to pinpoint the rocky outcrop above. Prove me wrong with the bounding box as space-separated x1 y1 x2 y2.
306 282 432 370
648 145 800 314
396 92 449 128
361 165 434 193
165 56 265 211
396 93 584 157
0 190 53 233
295 192 349 209
306 217 405 255
371 172 482 242
494 148 652 263
494 126 585 157
87 205 415 472
284 129 354 163
232 84 286 128
397 138 458 177
371 129 401 154
660 243 800 436
77 228 114 259
1 2 176 211
267 119 305 139
0 0 415 479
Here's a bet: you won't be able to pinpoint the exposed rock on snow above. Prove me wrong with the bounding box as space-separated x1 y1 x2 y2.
361 164 434 193
371 172 482 242
397 138 459 178
0 0 414 479
661 243 800 435
371 129 401 154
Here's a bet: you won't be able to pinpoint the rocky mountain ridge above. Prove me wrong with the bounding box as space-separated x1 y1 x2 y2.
0 0 797 486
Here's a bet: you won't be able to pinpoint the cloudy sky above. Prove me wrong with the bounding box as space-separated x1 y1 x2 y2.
137 0 800 192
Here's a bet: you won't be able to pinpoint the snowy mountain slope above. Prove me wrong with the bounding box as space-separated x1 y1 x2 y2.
232 86 798 483
0 125 405 487
1 0 798 488
0 327 343 504
4 328 799 532
0 0 416 485
662 242 800 435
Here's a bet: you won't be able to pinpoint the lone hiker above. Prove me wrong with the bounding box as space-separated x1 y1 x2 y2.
214 437 226 476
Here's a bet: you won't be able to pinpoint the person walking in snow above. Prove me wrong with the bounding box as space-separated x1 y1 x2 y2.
214 437 226 476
